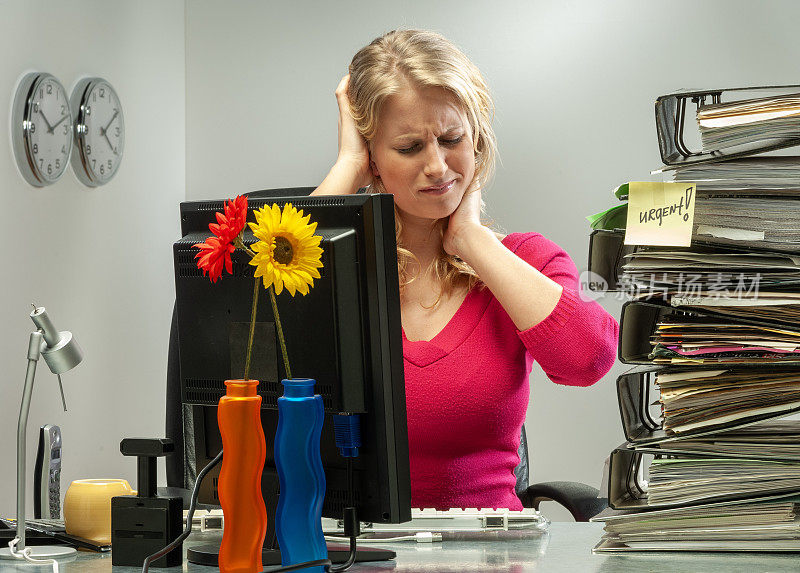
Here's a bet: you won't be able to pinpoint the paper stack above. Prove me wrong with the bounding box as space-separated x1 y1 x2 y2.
587 85 800 553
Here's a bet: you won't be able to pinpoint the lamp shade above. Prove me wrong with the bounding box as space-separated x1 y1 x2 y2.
30 307 83 374
40 331 83 374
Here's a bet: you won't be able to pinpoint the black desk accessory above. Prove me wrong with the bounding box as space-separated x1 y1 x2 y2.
111 438 183 567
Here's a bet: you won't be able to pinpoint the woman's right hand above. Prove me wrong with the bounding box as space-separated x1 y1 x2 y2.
334 75 372 190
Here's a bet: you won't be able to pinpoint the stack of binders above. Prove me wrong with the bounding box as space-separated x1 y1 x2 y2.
588 85 800 553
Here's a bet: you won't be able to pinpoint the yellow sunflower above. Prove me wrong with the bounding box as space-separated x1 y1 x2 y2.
248 203 323 296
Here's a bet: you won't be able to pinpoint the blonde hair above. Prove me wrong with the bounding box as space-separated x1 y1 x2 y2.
348 29 498 302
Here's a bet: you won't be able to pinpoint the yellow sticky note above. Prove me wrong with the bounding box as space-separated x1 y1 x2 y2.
624 182 696 247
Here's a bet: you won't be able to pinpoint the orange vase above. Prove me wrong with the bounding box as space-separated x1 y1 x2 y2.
217 380 267 573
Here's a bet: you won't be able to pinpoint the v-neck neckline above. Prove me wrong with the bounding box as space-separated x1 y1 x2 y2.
402 285 492 367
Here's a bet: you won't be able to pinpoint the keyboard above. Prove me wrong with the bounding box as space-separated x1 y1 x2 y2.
323 508 549 534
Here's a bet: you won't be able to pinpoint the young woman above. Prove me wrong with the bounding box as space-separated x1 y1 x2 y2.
313 29 618 510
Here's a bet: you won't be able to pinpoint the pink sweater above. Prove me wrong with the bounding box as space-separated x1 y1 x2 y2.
402 232 619 510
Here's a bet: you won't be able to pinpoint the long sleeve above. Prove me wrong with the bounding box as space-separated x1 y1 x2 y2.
510 233 619 387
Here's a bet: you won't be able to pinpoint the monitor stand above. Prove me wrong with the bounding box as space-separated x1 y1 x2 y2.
186 543 395 567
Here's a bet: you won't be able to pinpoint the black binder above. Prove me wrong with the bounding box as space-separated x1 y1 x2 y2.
655 85 800 167
617 366 800 446
618 299 800 365
607 444 800 511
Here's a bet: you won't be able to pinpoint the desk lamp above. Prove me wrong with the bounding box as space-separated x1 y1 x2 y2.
0 306 83 560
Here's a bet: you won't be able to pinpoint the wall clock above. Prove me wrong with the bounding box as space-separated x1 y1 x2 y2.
11 72 74 187
70 77 125 186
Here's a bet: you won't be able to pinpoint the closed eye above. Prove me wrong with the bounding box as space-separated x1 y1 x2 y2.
396 143 420 154
439 135 463 146
396 135 463 154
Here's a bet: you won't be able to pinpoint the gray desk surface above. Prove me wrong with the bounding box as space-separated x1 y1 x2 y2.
5 522 800 572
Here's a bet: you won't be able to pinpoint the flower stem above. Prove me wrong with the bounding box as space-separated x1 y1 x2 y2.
234 235 256 258
269 285 292 380
243 275 260 381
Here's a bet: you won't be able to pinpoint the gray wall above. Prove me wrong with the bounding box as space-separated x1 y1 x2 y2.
185 0 800 518
2 0 799 522
0 0 184 514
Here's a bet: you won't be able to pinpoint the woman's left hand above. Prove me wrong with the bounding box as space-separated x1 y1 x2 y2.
443 186 485 259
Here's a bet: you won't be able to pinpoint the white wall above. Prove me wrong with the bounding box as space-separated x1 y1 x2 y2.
185 0 800 518
3 0 798 523
0 0 185 515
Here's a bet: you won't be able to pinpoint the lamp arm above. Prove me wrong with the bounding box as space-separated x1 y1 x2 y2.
16 331 43 551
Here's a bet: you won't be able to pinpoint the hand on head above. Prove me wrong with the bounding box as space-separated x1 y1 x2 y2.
335 75 373 190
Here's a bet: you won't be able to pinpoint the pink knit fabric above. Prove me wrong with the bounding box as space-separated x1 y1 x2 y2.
402 232 619 510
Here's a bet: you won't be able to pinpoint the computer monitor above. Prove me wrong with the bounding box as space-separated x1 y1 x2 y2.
172 191 411 556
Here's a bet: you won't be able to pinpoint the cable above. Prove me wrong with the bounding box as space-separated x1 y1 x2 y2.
325 532 441 544
260 558 333 572
7 537 59 572
141 449 222 572
328 457 357 572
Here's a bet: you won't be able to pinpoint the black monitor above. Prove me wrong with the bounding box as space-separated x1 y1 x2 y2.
172 191 411 560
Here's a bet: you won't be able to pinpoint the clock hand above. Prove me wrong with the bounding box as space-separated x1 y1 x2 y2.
38 109 55 133
50 113 70 131
103 110 119 134
103 131 117 155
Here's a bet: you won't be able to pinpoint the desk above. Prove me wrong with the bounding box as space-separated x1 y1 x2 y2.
8 523 800 572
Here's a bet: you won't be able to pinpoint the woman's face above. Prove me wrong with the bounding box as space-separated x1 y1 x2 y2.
369 82 476 223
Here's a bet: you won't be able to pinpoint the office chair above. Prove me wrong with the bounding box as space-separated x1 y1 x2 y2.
165 187 608 522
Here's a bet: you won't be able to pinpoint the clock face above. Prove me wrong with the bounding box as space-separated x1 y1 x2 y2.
71 78 125 186
11 73 73 186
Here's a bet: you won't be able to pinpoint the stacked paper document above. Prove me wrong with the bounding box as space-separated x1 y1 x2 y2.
661 420 800 458
647 457 800 506
672 157 800 191
692 195 800 252
594 495 800 552
697 93 800 151
621 250 800 292
649 315 800 364
655 370 800 435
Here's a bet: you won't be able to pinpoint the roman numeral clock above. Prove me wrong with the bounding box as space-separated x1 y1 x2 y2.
12 73 125 187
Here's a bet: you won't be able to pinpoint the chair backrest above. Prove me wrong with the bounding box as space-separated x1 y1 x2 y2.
515 426 530 496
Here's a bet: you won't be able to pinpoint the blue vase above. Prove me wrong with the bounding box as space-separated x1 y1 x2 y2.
275 378 327 571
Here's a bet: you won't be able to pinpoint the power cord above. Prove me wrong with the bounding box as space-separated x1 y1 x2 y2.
325 532 442 544
141 449 222 572
7 537 59 572
329 414 362 572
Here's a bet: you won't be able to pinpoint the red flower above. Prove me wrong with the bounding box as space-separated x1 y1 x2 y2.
192 196 249 283
210 195 248 244
193 236 235 283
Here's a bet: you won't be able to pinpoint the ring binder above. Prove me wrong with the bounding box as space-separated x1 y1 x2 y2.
616 367 800 446
608 445 800 511
656 85 800 168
